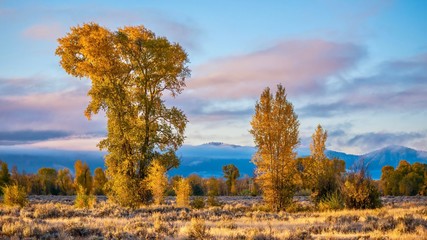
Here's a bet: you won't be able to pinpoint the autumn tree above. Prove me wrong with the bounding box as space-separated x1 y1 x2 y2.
304 125 345 203
250 84 300 211
74 160 92 195
0 161 11 194
380 161 427 196
93 168 107 195
311 125 328 163
175 178 191 207
166 175 183 196
222 164 240 195
147 159 168 205
56 23 189 207
74 160 95 208
207 177 220 197
399 172 423 195
37 168 58 195
188 174 205 196
305 125 328 195
57 168 74 195
206 177 220 206
380 165 396 195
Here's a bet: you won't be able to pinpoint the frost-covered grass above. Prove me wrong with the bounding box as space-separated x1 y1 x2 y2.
0 196 426 239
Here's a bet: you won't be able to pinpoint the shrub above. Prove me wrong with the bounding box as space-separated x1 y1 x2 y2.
75 186 96 209
287 229 313 240
187 218 209 240
318 191 344 211
34 203 61 219
191 197 205 209
207 195 221 207
153 212 168 235
64 222 101 237
342 163 381 209
2 184 28 208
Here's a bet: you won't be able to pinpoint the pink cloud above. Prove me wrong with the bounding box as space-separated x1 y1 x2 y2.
22 22 64 40
186 39 365 100
0 90 105 133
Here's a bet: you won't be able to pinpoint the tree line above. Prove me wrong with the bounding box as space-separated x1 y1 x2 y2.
381 160 427 196
2 156 425 199
0 160 255 197
0 160 106 196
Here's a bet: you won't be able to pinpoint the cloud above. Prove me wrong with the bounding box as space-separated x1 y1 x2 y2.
0 90 106 135
0 130 71 145
298 52 427 117
0 76 89 96
298 101 368 118
25 135 105 151
347 132 426 153
22 22 64 40
186 39 366 100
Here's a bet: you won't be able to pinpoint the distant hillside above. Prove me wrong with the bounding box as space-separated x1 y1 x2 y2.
0 144 426 179
360 145 427 179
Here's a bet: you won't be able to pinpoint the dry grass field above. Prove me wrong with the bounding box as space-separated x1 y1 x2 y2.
0 196 426 239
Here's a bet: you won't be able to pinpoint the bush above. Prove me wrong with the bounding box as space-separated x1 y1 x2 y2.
318 191 344 211
342 164 381 209
34 203 61 219
75 187 96 209
191 197 205 209
187 218 209 240
2 185 28 208
153 212 168 235
207 195 221 207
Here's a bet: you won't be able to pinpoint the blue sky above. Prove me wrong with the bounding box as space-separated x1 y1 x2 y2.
0 0 426 154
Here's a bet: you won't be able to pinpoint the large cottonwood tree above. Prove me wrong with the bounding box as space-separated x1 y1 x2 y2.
250 84 300 211
56 23 190 207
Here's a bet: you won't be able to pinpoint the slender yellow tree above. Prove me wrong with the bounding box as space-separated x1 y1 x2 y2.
74 160 95 208
306 125 345 203
74 160 92 195
311 125 327 162
175 178 191 207
56 23 190 207
92 168 107 195
147 159 168 205
222 164 240 195
250 84 300 211
307 125 328 190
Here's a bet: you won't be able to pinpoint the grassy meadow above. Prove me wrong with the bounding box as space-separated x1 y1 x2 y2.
0 196 426 239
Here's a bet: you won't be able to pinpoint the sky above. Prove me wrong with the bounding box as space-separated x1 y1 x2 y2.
0 0 427 154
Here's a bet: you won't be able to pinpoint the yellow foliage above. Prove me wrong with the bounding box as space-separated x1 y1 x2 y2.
2 184 28 208
147 160 168 205
250 84 300 211
175 178 191 207
56 23 190 207
74 160 92 195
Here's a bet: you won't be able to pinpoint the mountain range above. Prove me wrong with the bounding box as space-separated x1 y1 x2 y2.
1 143 426 179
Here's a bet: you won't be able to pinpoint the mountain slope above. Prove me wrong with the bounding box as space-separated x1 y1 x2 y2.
360 145 427 179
